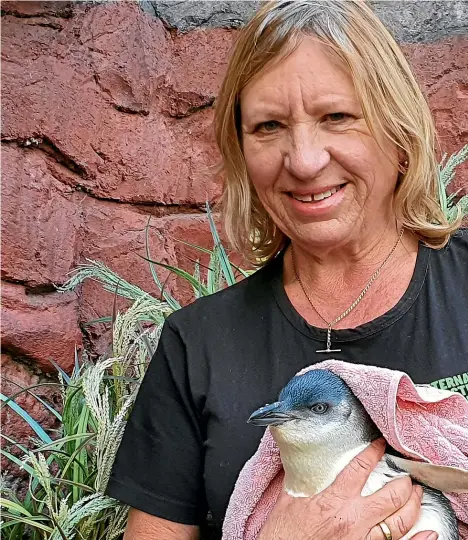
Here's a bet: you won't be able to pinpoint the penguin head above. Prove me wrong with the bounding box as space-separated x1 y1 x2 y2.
248 369 379 448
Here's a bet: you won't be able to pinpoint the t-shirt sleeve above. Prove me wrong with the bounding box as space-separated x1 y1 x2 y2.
105 318 207 525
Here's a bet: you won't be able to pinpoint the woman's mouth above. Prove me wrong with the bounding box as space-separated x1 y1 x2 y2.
289 184 346 203
286 184 347 217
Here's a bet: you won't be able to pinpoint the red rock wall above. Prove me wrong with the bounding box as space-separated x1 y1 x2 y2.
1 2 236 373
1 1 467 451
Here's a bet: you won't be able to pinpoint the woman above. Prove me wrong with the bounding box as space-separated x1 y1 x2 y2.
106 1 467 539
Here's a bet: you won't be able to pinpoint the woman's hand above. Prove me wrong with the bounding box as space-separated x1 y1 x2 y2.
258 438 438 540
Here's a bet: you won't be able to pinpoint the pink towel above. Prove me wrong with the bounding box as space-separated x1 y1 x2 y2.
222 360 468 540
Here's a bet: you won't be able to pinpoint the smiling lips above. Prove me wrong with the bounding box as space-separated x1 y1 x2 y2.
289 184 345 203
285 183 347 218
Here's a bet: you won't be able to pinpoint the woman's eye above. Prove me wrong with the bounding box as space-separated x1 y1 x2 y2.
256 120 280 133
310 403 329 414
327 112 351 123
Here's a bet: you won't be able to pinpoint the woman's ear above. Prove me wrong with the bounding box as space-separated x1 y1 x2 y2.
389 455 468 493
397 150 409 170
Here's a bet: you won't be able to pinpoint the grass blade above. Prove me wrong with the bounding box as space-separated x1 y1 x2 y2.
138 256 210 296
110 278 122 359
173 238 213 255
1 380 62 422
35 433 95 452
0 394 52 444
0 512 54 533
1 433 30 454
0 498 33 517
48 358 71 385
227 260 253 279
144 217 181 310
51 477 95 494
206 203 236 286
0 450 36 476
83 316 113 326
136 321 156 359
73 345 81 379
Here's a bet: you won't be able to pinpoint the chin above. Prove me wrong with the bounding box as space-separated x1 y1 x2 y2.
271 421 321 447
289 220 359 249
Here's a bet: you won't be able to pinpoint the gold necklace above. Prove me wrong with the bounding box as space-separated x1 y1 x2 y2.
291 229 404 354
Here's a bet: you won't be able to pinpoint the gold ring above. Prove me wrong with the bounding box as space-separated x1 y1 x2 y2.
378 521 392 540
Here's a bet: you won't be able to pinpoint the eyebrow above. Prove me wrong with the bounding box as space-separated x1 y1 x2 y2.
240 93 285 115
242 94 359 123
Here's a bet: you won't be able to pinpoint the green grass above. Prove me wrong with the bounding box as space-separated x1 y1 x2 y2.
438 145 468 223
1 205 247 539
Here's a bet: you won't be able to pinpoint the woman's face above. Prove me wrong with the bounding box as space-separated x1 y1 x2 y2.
240 37 400 250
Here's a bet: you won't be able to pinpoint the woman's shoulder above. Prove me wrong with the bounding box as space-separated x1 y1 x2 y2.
165 255 281 335
425 227 468 284
447 227 467 248
431 227 468 264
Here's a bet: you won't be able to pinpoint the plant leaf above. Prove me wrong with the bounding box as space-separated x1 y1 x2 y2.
0 394 53 444
1 380 63 422
48 358 72 385
144 217 181 310
136 321 156 359
0 450 36 476
138 256 210 296
83 316 113 326
35 433 95 452
73 345 81 379
206 203 236 286
1 513 54 533
173 238 213 255
1 433 29 454
0 514 53 533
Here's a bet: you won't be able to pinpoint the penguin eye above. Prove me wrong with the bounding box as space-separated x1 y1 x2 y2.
310 403 329 414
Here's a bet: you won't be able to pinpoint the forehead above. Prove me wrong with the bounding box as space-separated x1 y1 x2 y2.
240 36 357 116
279 370 350 406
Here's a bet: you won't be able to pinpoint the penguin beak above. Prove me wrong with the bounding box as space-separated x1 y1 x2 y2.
248 401 293 427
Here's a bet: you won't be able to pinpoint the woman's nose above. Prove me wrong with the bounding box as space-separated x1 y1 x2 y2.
283 127 330 181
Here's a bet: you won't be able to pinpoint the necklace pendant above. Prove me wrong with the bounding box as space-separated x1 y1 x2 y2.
316 326 341 354
316 347 342 354
293 229 403 357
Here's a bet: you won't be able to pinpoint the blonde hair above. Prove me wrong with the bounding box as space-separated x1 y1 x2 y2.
214 0 461 265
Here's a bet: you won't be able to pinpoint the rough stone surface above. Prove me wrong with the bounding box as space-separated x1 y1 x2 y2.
1 2 230 205
144 1 261 32
145 0 468 43
81 2 171 116
1 282 82 373
1 1 74 18
1 145 81 287
403 39 468 192
371 1 468 43
167 28 237 116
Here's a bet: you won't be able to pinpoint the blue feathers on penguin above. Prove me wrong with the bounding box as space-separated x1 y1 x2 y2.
248 369 464 540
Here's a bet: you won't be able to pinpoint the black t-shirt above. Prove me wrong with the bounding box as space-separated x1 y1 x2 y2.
106 230 468 537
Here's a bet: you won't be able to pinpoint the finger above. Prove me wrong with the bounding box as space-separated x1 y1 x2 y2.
274 490 293 507
367 529 438 540
411 532 438 540
367 485 424 540
332 438 386 495
361 476 414 523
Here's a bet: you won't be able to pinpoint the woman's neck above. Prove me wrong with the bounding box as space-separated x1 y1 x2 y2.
283 226 419 329
288 221 409 279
